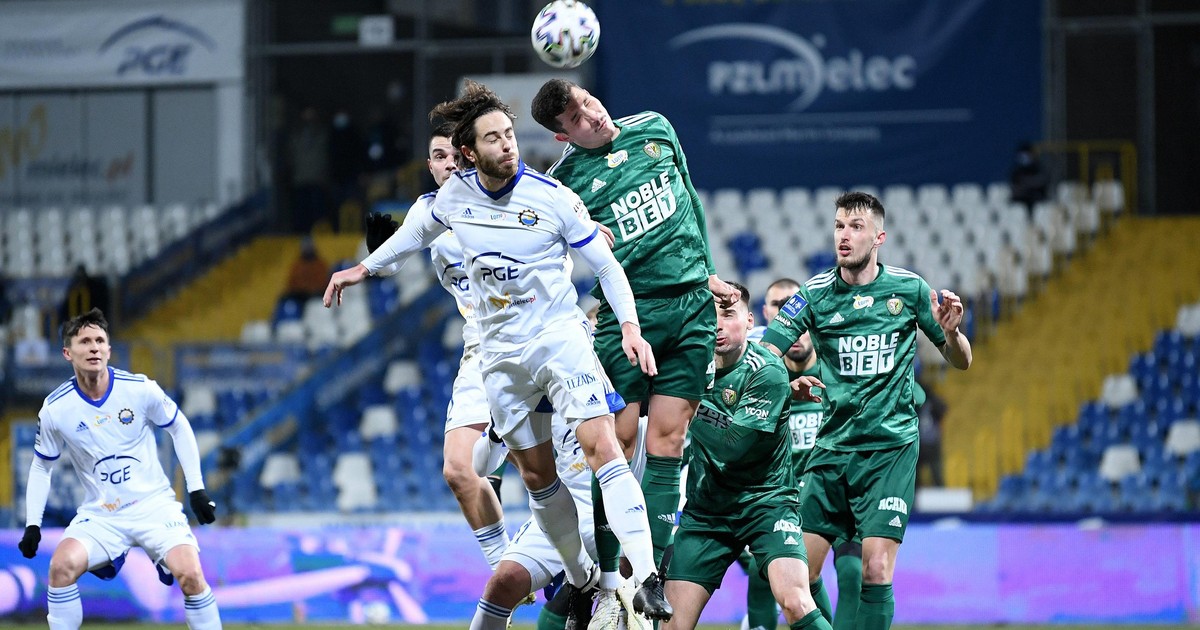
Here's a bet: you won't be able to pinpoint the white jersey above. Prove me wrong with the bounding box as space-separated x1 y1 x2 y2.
432 163 599 352
748 325 766 344
35 368 182 517
429 229 481 350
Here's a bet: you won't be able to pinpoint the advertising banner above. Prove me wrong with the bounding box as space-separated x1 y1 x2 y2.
594 0 1042 188
0 0 243 89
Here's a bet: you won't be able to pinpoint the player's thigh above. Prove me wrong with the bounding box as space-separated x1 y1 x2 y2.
662 579 713 630
128 501 199 566
480 350 547 451
443 424 488 470
61 513 134 571
799 450 856 543
744 504 808 582
445 350 491 433
594 305 650 404
533 322 622 423
667 522 742 593
848 441 918 542
644 287 717 402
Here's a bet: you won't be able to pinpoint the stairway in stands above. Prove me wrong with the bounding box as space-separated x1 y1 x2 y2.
126 234 361 345
940 217 1200 499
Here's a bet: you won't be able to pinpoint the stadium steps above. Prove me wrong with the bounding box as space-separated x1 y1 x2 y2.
939 217 1200 499
124 234 360 348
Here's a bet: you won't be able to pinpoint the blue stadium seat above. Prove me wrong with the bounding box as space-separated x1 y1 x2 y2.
273 296 304 326
1155 396 1188 425
1129 352 1157 389
1154 330 1185 360
805 251 837 277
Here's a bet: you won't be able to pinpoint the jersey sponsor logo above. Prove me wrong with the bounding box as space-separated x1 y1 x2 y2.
93 413 111 426
643 142 662 159
706 360 716 389
118 408 135 425
888 515 903 527
591 178 606 192
490 212 503 220
566 373 597 389
878 496 909 514
773 519 802 534
830 312 845 324
853 295 874 310
517 209 539 226
101 497 122 512
789 411 821 450
781 294 807 318
785 535 799 546
76 421 89 432
485 293 536 310
586 393 601 406
480 265 520 281
721 388 737 405
887 297 903 315
837 333 899 376
625 504 645 514
463 208 474 218
696 404 731 429
610 171 677 241
606 150 628 167
657 513 676 524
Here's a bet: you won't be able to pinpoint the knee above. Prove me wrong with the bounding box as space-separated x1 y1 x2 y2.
861 552 893 585
646 422 687 457
482 562 530 607
175 566 209 596
443 458 478 495
47 555 85 588
776 588 809 623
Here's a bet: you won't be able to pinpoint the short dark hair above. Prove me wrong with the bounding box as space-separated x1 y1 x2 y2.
727 281 750 307
835 191 886 226
61 307 109 347
767 278 800 294
530 78 579 134
429 79 516 153
431 121 455 140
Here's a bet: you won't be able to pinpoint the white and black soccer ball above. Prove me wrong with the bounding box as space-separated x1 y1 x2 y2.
531 0 600 69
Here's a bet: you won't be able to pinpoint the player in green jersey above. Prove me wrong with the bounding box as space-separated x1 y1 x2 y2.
664 282 832 630
758 193 972 630
532 79 739 610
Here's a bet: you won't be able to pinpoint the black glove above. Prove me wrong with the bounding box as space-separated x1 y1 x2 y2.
18 525 40 559
365 212 400 254
189 490 217 525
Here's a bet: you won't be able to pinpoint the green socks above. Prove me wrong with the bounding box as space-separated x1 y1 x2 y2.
746 555 779 629
809 576 834 623
642 454 682 567
789 609 833 630
857 583 893 630
591 476 621 573
832 549 862 630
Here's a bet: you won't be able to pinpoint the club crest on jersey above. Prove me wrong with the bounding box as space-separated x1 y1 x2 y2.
722 388 737 405
853 295 874 310
606 150 628 168
118 408 135 425
887 298 903 315
643 142 661 159
518 209 539 226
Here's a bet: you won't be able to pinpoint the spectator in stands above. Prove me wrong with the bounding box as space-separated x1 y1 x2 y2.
1009 141 1049 218
916 377 948 488
282 237 331 302
329 107 366 208
288 104 332 233
59 265 111 331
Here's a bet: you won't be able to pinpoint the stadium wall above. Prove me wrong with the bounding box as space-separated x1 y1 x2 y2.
0 520 1195 624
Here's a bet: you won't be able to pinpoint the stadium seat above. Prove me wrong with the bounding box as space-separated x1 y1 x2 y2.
1098 444 1141 481
182 386 218 417
1091 180 1124 216
360 405 399 440
985 182 1011 208
240 320 273 344
1164 419 1200 457
779 186 813 212
1100 374 1139 408
1175 303 1200 338
259 453 302 489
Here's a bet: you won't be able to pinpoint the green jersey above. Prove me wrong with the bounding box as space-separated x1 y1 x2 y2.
786 364 824 476
761 264 947 452
686 342 798 518
547 112 715 296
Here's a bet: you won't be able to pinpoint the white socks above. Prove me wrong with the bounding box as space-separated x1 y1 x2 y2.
47 584 82 630
473 521 511 570
183 586 222 630
528 478 591 586
595 459 657 581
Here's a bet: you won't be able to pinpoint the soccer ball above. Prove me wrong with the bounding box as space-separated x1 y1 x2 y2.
531 0 600 69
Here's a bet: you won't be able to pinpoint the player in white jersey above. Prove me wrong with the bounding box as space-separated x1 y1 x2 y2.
324 80 672 626
18 309 222 630
367 124 512 570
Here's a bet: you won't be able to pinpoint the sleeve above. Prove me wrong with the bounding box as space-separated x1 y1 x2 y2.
761 286 812 353
564 187 639 326
163 413 205 492
25 456 54 527
915 276 948 346
663 116 717 275
32 408 60 461
143 380 181 428
731 363 791 432
360 196 447 275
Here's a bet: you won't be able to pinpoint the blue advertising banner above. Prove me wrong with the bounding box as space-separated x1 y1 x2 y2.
594 0 1042 189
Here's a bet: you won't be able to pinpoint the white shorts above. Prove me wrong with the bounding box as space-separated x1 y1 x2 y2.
502 503 596 591
481 319 622 450
63 498 199 570
446 346 491 432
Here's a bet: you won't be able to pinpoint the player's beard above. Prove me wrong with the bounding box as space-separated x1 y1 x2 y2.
475 152 518 181
837 247 872 273
786 343 812 365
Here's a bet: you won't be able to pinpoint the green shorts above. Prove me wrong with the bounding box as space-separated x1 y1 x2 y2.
594 283 715 404
799 440 918 543
668 504 807 594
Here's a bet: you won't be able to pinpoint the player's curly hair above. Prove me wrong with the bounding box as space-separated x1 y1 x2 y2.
530 78 578 134
429 80 515 153
61 307 109 347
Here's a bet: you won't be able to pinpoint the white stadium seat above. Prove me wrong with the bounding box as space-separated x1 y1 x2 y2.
359 405 399 440
260 453 302 488
1164 419 1200 457
1098 444 1140 481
